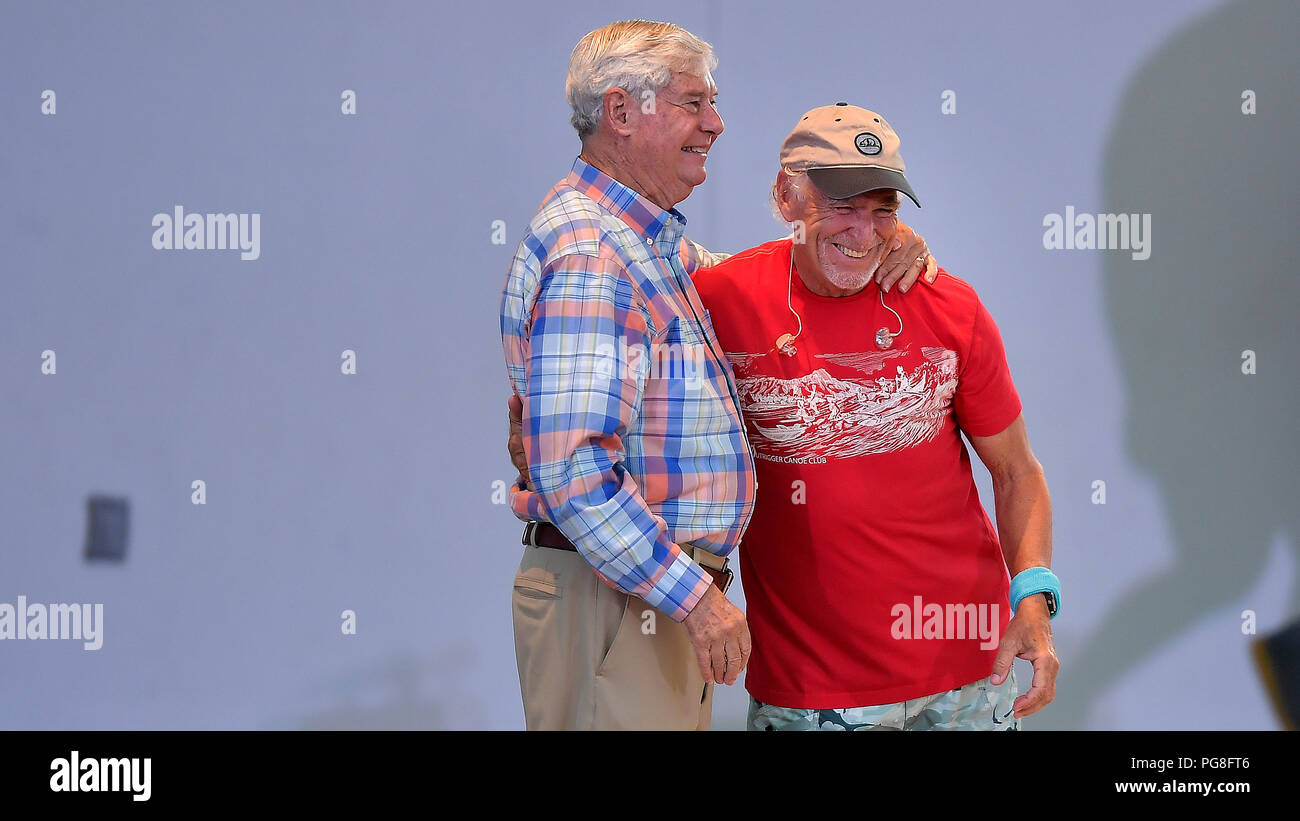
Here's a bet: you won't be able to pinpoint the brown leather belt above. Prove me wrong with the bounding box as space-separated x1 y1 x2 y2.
522 521 733 594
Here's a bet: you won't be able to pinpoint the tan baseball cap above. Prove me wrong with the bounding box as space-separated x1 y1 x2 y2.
780 102 920 207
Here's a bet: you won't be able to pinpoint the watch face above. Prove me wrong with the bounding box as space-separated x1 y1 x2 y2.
1044 591 1058 615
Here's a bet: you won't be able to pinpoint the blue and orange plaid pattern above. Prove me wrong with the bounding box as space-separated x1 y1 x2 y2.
500 158 756 621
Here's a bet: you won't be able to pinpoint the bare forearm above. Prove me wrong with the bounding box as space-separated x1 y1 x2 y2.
992 465 1053 579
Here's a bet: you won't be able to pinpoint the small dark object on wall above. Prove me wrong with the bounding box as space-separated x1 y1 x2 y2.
84 495 129 562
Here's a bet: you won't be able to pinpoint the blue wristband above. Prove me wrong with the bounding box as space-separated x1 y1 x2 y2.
1009 566 1060 619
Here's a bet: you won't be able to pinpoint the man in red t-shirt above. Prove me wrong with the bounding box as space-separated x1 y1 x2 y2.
691 104 1060 730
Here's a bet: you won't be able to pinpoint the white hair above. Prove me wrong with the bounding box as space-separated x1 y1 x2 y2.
566 20 717 140
770 167 815 225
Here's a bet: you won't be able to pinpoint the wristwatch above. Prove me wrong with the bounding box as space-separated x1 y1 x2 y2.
1038 590 1059 618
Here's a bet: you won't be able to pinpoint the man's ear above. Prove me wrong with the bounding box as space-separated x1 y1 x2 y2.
775 178 797 222
601 87 635 137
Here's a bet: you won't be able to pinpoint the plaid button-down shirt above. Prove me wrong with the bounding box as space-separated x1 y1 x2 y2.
500 158 757 621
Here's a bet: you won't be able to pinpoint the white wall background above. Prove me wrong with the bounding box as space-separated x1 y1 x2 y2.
1 0 1294 730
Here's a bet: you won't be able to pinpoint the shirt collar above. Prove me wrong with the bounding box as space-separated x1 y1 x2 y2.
566 157 687 247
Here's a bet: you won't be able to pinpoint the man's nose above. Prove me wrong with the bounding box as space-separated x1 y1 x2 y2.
840 223 889 251
701 102 724 138
846 215 882 245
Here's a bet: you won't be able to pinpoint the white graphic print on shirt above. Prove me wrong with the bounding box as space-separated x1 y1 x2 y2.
725 345 958 464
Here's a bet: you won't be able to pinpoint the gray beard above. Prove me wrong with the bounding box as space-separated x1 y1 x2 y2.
822 243 887 291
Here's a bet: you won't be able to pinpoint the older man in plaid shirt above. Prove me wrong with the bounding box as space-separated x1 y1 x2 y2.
500 20 932 730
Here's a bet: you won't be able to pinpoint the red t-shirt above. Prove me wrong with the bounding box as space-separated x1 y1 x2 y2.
693 239 1022 708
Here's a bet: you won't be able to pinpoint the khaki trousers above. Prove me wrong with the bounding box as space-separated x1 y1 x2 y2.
511 544 713 730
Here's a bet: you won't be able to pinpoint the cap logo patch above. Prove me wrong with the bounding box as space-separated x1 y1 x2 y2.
855 132 882 156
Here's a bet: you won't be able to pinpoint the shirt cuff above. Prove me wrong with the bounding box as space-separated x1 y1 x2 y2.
658 549 715 623
509 485 545 523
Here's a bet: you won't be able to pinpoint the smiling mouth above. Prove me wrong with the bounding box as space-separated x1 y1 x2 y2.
833 242 873 259
682 146 708 156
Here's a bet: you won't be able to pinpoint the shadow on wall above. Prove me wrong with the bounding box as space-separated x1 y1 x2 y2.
1053 0 1299 728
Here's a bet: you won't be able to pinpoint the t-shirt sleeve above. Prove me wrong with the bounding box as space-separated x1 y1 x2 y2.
952 298 1022 437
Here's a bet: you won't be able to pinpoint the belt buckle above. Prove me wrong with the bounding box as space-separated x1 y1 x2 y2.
718 566 734 595
522 521 540 548
705 564 734 595
686 542 732 593
688 542 728 575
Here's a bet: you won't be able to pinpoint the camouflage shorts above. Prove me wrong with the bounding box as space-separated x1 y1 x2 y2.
747 670 1020 731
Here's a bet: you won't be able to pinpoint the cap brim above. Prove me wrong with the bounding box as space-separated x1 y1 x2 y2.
806 166 920 208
